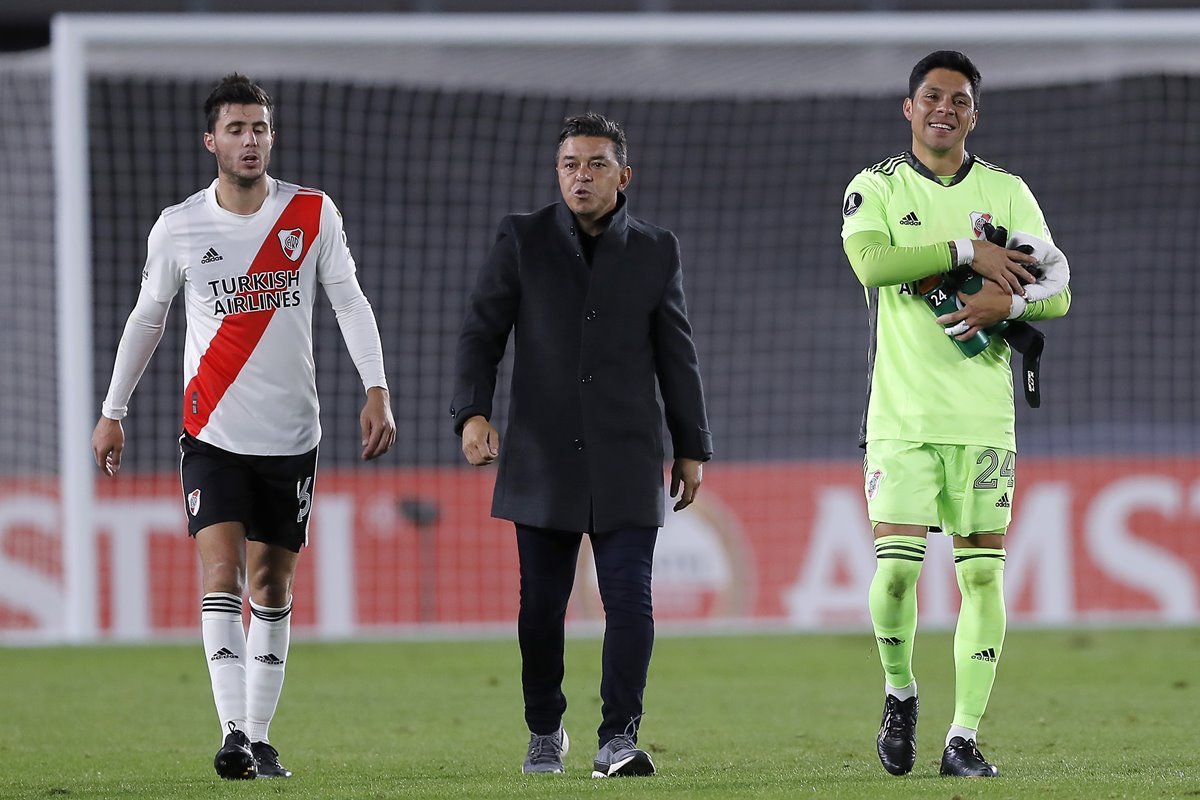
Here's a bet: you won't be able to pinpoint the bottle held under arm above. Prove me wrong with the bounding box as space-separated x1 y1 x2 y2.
919 269 1006 358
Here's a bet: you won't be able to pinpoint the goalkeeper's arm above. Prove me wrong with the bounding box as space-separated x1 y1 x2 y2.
843 230 954 288
843 230 1034 293
1015 286 1071 321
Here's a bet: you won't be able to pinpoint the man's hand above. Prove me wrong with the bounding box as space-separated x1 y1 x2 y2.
92 416 125 476
670 457 704 512
1007 231 1070 302
970 239 1037 294
461 415 500 466
936 278 1013 341
359 386 396 460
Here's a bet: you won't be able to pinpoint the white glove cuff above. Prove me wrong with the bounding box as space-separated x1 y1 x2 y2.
952 238 975 267
1008 293 1028 320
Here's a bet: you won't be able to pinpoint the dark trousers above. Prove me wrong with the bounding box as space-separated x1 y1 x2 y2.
515 523 657 747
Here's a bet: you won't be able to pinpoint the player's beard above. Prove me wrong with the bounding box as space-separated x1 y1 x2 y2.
218 147 270 188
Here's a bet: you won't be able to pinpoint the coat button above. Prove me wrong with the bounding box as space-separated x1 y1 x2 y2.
581 374 593 384
573 438 585 450
585 309 597 320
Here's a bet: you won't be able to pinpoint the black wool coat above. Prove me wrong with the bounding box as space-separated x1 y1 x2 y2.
451 195 712 533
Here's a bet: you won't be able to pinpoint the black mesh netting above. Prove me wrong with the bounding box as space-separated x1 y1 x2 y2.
88 74 1200 470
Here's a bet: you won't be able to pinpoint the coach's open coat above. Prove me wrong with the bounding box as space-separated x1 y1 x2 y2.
451 194 712 533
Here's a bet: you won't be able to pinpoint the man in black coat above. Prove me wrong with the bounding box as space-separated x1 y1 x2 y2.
451 113 712 778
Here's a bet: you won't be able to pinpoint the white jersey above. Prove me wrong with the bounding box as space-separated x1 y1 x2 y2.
143 177 356 455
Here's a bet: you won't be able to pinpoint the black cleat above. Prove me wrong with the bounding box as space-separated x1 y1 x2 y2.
940 736 999 777
876 694 918 776
214 722 256 780
251 741 292 778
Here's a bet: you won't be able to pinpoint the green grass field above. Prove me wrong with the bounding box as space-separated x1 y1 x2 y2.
3 628 1198 799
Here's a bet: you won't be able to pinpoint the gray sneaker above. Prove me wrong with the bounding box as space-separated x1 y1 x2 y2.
522 725 569 774
591 733 655 778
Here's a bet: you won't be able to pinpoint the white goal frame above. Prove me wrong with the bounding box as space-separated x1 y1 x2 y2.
50 10 1200 641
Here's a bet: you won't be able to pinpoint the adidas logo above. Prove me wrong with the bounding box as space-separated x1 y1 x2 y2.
971 648 999 662
995 493 1011 508
209 647 238 662
877 636 905 646
254 653 284 665
200 247 223 264
899 211 922 226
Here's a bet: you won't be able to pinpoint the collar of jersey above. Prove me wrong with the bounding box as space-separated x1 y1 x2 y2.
204 175 278 220
904 151 976 187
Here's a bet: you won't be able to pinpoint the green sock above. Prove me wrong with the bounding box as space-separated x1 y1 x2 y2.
952 547 1007 729
869 535 926 691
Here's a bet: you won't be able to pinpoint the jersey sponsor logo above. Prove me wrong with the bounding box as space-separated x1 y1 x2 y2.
207 271 302 317
296 476 312 524
187 488 201 516
843 192 863 217
899 211 921 226
970 211 993 239
866 468 884 500
200 247 223 264
277 228 305 262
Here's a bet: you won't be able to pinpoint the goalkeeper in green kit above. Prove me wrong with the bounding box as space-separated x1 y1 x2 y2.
840 51 1070 778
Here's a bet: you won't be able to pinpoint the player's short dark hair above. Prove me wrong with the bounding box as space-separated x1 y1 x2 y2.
908 51 982 107
557 113 627 167
204 73 273 132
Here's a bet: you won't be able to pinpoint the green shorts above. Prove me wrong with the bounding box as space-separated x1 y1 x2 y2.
864 439 1015 537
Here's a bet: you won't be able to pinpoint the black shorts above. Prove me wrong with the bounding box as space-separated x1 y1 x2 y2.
178 433 319 552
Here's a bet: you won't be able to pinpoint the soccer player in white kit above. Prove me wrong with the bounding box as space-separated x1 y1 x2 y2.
91 74 396 780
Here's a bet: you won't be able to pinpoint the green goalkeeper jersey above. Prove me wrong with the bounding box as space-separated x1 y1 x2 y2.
841 151 1052 452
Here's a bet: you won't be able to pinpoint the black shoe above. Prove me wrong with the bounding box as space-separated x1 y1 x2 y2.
251 741 293 778
214 723 256 780
940 736 999 777
876 694 918 776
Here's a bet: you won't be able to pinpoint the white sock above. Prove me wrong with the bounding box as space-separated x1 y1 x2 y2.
947 724 977 746
246 597 292 744
201 592 246 740
885 680 917 701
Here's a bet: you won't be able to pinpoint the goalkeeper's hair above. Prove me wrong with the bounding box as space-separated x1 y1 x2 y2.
556 112 627 167
908 51 982 108
204 73 273 132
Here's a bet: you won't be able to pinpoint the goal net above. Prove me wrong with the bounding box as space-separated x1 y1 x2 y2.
3 12 1199 641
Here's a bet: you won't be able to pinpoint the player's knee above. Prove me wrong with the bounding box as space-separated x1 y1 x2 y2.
882 575 916 601
249 573 293 608
203 562 245 596
957 563 1004 594
874 559 922 600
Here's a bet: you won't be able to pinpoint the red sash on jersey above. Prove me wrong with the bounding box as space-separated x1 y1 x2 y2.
183 191 323 439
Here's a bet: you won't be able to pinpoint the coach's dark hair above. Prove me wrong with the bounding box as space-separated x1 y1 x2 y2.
557 112 627 167
908 51 981 107
204 73 273 132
